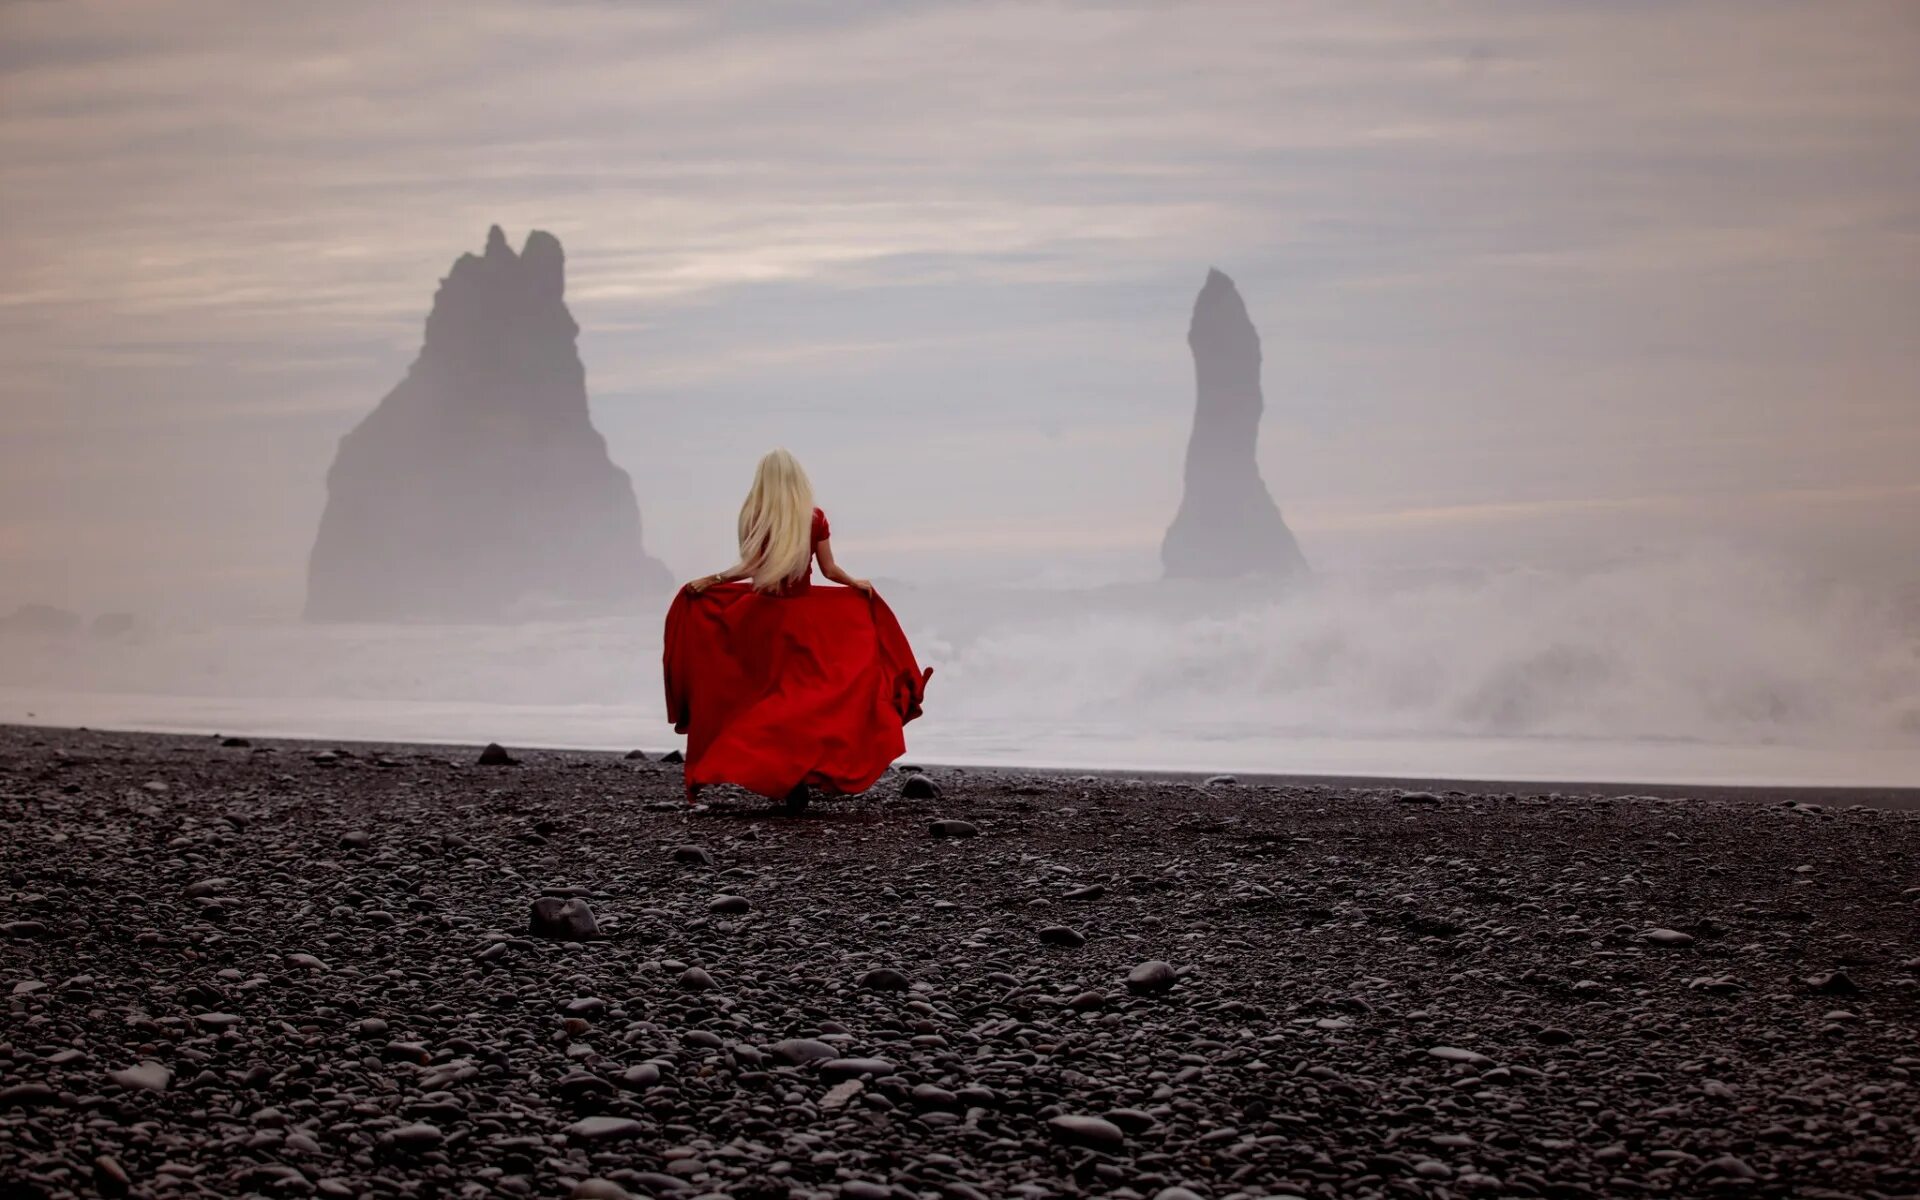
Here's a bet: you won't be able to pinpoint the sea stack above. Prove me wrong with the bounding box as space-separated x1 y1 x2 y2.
305 226 670 621
1160 268 1309 581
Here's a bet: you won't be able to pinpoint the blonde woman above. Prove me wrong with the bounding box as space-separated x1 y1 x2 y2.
663 449 932 812
686 448 871 598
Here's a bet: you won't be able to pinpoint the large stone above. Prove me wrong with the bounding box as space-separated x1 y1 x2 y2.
769 1038 838 1065
858 967 912 991
1125 960 1178 994
1160 269 1309 581
566 1116 643 1143
820 1058 895 1080
529 896 601 940
1046 1114 1126 1153
305 226 670 621
476 742 520 767
109 1062 171 1093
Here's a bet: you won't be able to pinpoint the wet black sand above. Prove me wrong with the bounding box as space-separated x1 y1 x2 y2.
2 725 1917 1200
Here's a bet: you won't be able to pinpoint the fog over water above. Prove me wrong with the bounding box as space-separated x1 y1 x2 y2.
5 546 1919 786
3 2 1918 785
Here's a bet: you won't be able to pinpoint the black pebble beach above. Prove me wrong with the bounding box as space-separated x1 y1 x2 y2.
2 726 1917 1199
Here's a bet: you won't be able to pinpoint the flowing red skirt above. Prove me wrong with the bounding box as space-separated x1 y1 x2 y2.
663 583 932 800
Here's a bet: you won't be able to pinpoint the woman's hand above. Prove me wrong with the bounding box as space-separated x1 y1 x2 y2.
687 575 717 594
850 578 874 594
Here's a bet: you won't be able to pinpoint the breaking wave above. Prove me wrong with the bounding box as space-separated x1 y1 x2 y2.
3 549 1916 781
919 552 1920 749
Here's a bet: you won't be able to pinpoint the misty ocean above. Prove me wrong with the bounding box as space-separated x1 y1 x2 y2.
6 552 1917 789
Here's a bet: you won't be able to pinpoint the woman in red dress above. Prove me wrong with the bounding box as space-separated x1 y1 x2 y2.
663 449 931 812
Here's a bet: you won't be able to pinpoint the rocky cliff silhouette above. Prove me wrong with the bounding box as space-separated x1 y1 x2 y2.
1161 268 1309 581
306 226 670 622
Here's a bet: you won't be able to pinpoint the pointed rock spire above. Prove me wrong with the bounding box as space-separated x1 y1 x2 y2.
306 226 671 621
1160 268 1308 581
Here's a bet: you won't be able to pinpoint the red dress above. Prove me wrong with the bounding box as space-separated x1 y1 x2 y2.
663 508 932 800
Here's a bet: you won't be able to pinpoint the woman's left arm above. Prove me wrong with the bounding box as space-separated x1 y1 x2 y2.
814 539 872 593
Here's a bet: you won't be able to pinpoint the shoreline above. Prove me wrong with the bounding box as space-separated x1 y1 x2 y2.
7 720 1919 810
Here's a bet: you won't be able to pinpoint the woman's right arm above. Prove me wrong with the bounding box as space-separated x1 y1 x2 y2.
687 563 747 593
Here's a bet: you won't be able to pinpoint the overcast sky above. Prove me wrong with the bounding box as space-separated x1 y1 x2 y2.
2 0 1917 617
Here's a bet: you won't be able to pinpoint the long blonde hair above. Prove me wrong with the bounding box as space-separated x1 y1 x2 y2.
737 448 816 592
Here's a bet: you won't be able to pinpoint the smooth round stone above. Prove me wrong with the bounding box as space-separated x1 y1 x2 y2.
858 967 911 991
557 1073 617 1104
901 775 940 800
769 1038 837 1065
1106 1108 1156 1133
109 1061 171 1092
192 1012 242 1030
566 1116 643 1142
93 1155 130 1193
709 894 751 914
1204 774 1237 786
1701 1155 1757 1179
820 1058 895 1080
1125 960 1178 994
572 1182 633 1200
671 846 712 865
928 819 977 838
1038 926 1085 947
1428 1046 1493 1066
388 1123 444 1149
1046 1114 1125 1152
678 967 715 991
820 1078 866 1111
1063 884 1106 901
621 1063 662 1090
1642 928 1696 947
0 1083 61 1107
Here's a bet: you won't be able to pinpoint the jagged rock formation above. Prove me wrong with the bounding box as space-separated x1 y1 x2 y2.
306 227 670 621
1161 268 1309 581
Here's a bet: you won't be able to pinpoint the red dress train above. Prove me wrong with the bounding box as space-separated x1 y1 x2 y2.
662 509 932 800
